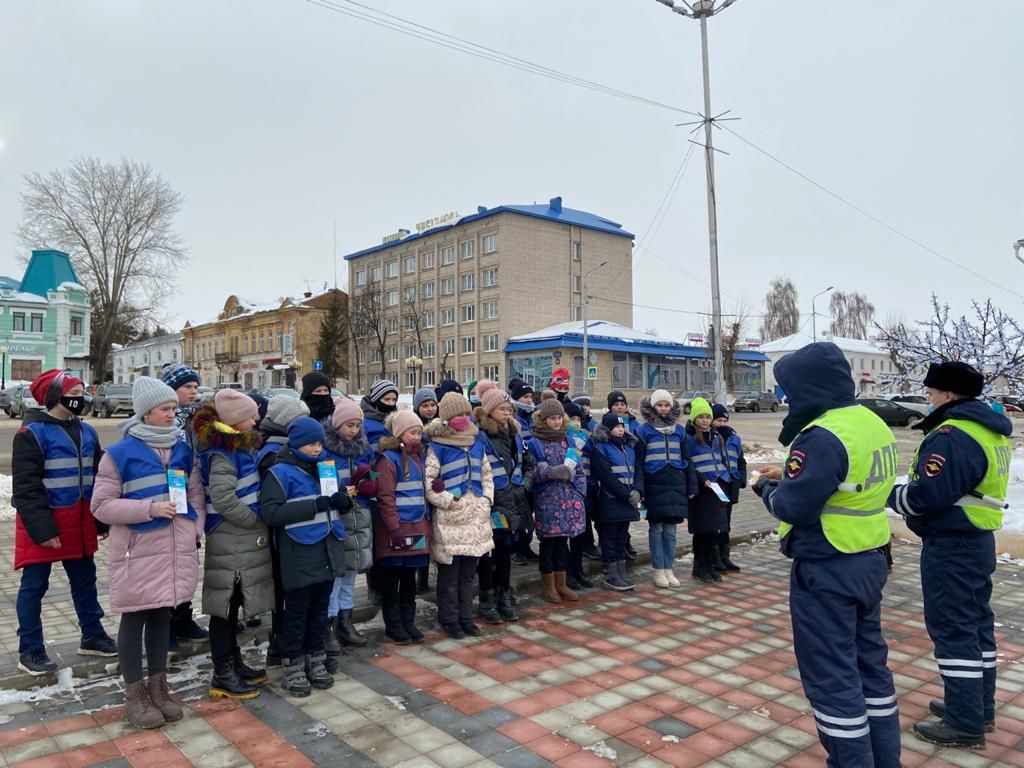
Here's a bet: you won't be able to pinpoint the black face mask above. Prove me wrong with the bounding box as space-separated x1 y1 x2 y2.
61 396 86 415
305 394 334 421
375 399 398 414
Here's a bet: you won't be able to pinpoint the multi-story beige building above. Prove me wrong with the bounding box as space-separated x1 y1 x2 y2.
343 197 634 392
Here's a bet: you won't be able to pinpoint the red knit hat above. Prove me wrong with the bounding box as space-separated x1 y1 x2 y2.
30 369 83 409
549 367 571 393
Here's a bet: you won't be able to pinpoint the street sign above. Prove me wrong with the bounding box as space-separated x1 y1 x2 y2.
587 366 597 381
313 359 323 371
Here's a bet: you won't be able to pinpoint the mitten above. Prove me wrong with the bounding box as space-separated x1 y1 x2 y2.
356 477 378 498
315 496 331 512
628 489 642 508
329 491 351 511
388 529 407 549
548 465 573 481
431 478 446 493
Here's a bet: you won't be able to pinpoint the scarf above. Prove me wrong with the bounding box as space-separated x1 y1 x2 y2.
122 416 180 448
429 423 479 448
533 422 567 442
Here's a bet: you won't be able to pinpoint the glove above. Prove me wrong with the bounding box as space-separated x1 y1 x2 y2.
315 496 331 512
628 490 642 508
356 477 378 498
431 478 446 493
388 529 407 549
328 491 351 511
753 476 772 498
548 465 574 481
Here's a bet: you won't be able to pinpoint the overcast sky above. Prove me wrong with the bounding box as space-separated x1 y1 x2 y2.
1 0 1022 340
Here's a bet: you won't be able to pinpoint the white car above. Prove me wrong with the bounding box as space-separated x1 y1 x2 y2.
881 394 929 416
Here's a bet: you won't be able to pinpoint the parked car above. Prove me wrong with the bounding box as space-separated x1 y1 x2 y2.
994 395 1023 413
0 384 22 415
197 386 216 402
676 390 717 415
215 382 243 391
92 383 134 418
882 394 929 416
856 397 922 427
249 387 299 399
732 391 778 413
8 385 45 419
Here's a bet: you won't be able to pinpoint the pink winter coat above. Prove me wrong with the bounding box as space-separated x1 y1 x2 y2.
91 446 206 614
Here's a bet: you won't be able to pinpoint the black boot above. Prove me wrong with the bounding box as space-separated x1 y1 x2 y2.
382 605 412 645
416 566 430 595
232 648 268 686
710 535 728 572
719 534 740 572
913 719 985 748
624 539 637 562
496 587 519 621
266 634 282 668
400 602 424 642
305 652 335 689
209 659 260 700
171 601 209 641
569 545 593 588
325 616 342 656
929 699 995 732
335 609 368 647
478 590 502 625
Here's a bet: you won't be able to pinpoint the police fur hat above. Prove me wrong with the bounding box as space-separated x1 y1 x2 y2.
922 360 984 398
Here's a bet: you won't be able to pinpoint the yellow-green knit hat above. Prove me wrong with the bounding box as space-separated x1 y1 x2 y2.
689 396 713 423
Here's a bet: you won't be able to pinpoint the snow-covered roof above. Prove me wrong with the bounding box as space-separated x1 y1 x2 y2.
118 333 184 351
57 281 88 292
7 291 49 305
510 320 663 344
759 332 886 356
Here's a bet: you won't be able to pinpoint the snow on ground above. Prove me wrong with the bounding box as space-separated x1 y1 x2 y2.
0 474 12 522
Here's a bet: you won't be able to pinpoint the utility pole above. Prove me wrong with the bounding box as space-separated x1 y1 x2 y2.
1015 239 1024 266
812 286 834 342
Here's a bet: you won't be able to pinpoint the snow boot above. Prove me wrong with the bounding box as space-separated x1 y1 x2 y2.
382 605 412 645
233 648 267 686
325 616 342 656
336 609 368 647
496 587 519 621
281 657 311 697
146 671 183 722
400 603 424 643
478 590 503 624
553 571 579 601
123 679 164 729
653 569 670 588
604 561 631 591
719 534 740 571
305 652 334 689
541 572 561 603
209 659 260 700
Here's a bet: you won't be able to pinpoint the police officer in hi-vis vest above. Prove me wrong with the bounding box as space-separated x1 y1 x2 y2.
888 361 1012 749
754 343 900 768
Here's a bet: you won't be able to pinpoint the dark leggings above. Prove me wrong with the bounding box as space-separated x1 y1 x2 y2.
378 565 417 607
479 531 513 591
118 607 171 684
597 521 630 564
538 536 569 574
208 585 243 665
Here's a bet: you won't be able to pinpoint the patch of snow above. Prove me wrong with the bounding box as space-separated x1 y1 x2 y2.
384 695 407 711
752 705 771 718
0 474 13 522
304 722 330 738
583 741 618 761
661 734 681 743
57 281 88 292
745 447 788 465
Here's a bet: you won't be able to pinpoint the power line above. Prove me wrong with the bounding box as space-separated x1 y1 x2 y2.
592 294 769 319
304 0 701 117
721 125 1024 303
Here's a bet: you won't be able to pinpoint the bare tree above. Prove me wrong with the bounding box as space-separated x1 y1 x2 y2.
829 291 875 339
759 277 800 341
400 295 434 388
720 305 754 393
17 157 187 377
346 287 389 388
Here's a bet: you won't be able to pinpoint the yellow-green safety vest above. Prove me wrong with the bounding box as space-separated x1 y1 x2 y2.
778 405 897 554
911 418 1011 531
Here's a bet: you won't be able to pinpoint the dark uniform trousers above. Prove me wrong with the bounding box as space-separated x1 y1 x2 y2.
790 551 900 767
921 533 997 734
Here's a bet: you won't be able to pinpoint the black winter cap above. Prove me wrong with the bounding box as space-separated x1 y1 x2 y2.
923 361 984 398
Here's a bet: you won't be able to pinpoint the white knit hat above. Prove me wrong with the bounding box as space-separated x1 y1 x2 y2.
650 389 674 407
132 376 178 418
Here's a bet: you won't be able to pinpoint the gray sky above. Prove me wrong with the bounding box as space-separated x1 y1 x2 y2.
1 0 1022 340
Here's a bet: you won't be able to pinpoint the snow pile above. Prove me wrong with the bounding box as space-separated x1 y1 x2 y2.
0 474 13 522
1002 447 1024 533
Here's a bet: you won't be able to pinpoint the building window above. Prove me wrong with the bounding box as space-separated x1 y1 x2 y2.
441 246 454 266
12 312 25 331
422 310 435 328
442 308 455 326
483 364 499 380
244 336 250 354
460 273 475 292
461 366 475 382
482 268 498 288
421 251 435 269
403 255 417 274
356 349 366 365
405 343 417 359
355 270 366 287
370 265 381 282
443 338 455 355
70 316 83 336
571 305 583 321
483 334 499 352
422 281 434 299
403 286 416 302
371 348 382 363
12 359 42 381
462 336 476 354
572 241 581 261
386 261 398 279
441 278 454 295
423 369 436 386
423 341 435 358
460 241 475 260
30 314 43 333
405 371 417 388
482 234 498 254
871 359 876 371
386 317 399 333
387 346 398 362
404 315 416 331
460 305 475 323
386 290 398 306
482 300 498 320
572 274 582 294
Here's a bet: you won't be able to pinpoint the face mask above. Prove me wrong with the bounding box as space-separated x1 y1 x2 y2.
516 401 535 414
306 394 334 420
449 415 470 431
469 396 481 406
376 399 398 414
926 404 934 415
61 396 85 415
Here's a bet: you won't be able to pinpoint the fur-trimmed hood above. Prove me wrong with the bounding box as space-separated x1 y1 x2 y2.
639 397 681 431
192 403 262 453
592 423 639 446
474 406 520 438
321 416 370 458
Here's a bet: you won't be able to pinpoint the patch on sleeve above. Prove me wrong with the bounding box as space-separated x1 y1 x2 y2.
923 453 946 478
785 450 806 479
937 425 954 435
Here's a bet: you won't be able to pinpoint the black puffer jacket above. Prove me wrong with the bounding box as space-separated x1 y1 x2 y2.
637 398 697 524
590 424 644 524
684 422 729 535
475 407 535 531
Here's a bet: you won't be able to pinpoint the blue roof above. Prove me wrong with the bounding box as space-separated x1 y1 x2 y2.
19 250 82 296
343 197 635 261
0 276 20 291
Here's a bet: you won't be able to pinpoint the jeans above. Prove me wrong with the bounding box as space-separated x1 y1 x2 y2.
648 522 678 569
17 557 105 653
117 608 171 684
596 521 630 565
329 569 356 614
280 581 333 660
538 536 569 574
436 556 478 626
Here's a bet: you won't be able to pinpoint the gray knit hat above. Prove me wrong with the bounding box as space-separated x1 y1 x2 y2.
368 379 399 405
132 376 178 418
267 394 309 427
413 387 437 411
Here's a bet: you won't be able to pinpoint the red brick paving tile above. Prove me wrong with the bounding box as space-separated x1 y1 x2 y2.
661 667 699 685
899 749 932 768
505 696 551 717
560 678 605 698
556 751 616 767
781 751 826 768
997 747 1024 767
498 718 553 744
42 714 97 737
692 678 731 697
643 693 687 714
538 688 578 708
986 726 1021 748
651 744 715 768
998 714 1024 736
64 742 122 768
235 738 313 768
719 689 766 709
731 662 771 680
91 707 125 725
585 671 629 689
587 712 636 737
617 725 662 753
618 702 664 725
6 755 71 768
680 731 731 758
609 648 645 664
128 744 193 768
113 730 170 755
0 723 49 748
518 659 550 675
526 734 581 761
449 692 493 715
764 672 803 691
919 760 960 768
898 664 938 682
612 665 649 682
675 706 722 731
585 640 619 653
762 702 803 724
704 720 759 746
189 698 238 717
790 714 819 735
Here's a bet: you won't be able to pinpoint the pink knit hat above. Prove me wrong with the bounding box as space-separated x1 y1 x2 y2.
388 410 422 439
215 389 258 426
475 378 497 399
332 396 363 430
481 388 512 415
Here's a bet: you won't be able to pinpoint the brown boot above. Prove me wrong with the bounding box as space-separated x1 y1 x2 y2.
541 572 561 603
123 679 165 729
553 572 579 601
147 671 183 722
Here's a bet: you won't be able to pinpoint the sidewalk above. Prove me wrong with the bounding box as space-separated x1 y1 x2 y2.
3 534 1024 767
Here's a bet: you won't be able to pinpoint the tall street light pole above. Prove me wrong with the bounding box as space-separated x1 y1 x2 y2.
812 286 834 341
582 260 609 396
655 0 738 404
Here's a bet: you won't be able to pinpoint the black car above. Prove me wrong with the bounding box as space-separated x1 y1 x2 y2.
856 397 922 427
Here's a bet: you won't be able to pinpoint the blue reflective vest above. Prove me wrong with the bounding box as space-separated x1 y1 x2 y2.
106 436 198 532
638 423 688 474
364 418 389 456
595 440 638 488
723 431 743 481
515 411 533 441
269 462 346 544
25 420 99 507
255 437 286 468
481 432 524 491
688 432 730 482
381 450 428 523
431 438 486 497
199 449 261 533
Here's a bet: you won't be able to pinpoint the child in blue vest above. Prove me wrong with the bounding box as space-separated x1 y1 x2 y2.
638 390 698 588
425 393 495 638
261 417 350 697
375 410 432 644
684 397 730 583
509 381 540 564
591 413 644 591
712 404 745 572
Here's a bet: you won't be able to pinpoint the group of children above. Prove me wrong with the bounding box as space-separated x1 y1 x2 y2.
13 365 748 730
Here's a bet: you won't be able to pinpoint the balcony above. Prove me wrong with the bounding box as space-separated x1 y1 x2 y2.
214 352 239 366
